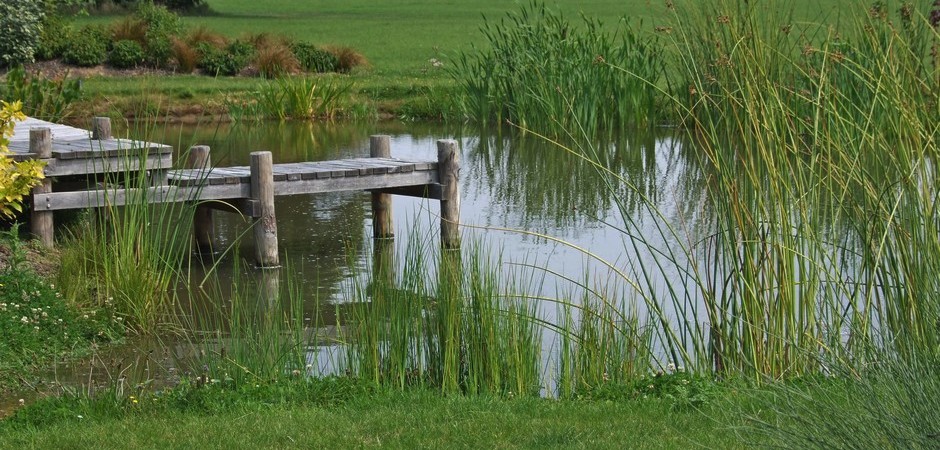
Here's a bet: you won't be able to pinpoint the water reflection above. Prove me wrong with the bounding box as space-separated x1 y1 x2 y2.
132 120 710 310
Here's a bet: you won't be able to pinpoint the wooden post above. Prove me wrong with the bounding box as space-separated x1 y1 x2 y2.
91 117 112 140
437 140 460 249
189 145 213 253
30 128 54 248
250 151 279 267
370 135 393 239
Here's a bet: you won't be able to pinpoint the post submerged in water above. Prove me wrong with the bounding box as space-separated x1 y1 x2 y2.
250 151 279 267
437 139 460 250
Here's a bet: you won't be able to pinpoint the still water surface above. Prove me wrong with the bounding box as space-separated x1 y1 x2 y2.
4 121 709 406
142 121 707 308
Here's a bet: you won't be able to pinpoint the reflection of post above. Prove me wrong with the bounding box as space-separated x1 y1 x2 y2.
189 145 214 253
370 135 393 239
30 128 54 248
258 268 281 309
372 238 396 291
250 151 279 267
437 140 460 249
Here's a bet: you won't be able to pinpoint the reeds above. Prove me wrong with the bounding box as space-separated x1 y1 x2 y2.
340 236 542 396
453 1 665 135
56 131 201 334
225 76 351 121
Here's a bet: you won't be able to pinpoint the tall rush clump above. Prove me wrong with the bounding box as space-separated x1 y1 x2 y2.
341 237 542 396
453 1 665 136
666 0 939 377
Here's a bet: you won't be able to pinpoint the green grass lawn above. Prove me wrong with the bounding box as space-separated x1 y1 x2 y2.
0 390 741 449
66 0 861 119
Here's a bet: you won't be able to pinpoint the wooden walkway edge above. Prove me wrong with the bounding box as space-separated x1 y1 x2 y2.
16 117 461 267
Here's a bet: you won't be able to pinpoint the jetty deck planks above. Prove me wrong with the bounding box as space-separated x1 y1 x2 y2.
16 117 460 262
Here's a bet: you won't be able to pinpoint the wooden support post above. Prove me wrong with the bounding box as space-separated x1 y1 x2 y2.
91 117 112 140
370 135 393 239
30 128 54 248
437 140 460 249
250 151 279 267
189 145 214 253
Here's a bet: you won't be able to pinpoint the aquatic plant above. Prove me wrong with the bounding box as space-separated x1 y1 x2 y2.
453 1 665 135
227 76 351 121
340 237 542 396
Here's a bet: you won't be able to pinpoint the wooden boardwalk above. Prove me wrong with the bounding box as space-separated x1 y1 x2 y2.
15 117 460 266
8 116 172 176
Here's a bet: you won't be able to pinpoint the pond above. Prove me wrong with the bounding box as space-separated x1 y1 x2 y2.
11 119 713 401
144 120 707 310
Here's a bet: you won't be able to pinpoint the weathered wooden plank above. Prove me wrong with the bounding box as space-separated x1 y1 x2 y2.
44 153 173 177
31 181 257 211
32 185 186 211
273 170 437 196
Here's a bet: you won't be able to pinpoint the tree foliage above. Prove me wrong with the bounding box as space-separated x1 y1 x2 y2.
0 0 44 67
0 101 46 218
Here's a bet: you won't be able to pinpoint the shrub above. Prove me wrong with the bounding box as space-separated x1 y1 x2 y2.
199 40 254 76
110 16 147 46
241 32 283 49
1 66 83 122
134 1 183 68
0 102 45 218
0 0 44 67
291 42 338 73
255 43 300 78
35 8 72 61
108 39 145 69
171 37 198 73
185 25 227 48
62 25 108 67
325 45 368 73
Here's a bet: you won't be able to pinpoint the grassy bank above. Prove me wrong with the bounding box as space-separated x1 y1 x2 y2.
0 226 124 394
1 0 938 446
0 380 739 449
40 0 860 121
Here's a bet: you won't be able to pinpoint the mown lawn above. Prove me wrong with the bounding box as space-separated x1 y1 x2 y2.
0 390 741 449
67 0 858 118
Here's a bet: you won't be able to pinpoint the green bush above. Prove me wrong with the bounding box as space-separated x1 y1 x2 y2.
0 0 44 67
199 40 254 76
1 66 83 122
108 39 145 68
134 2 183 68
291 42 338 73
35 8 72 61
62 26 108 67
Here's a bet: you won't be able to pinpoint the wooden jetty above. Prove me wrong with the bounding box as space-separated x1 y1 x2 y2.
12 117 460 266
